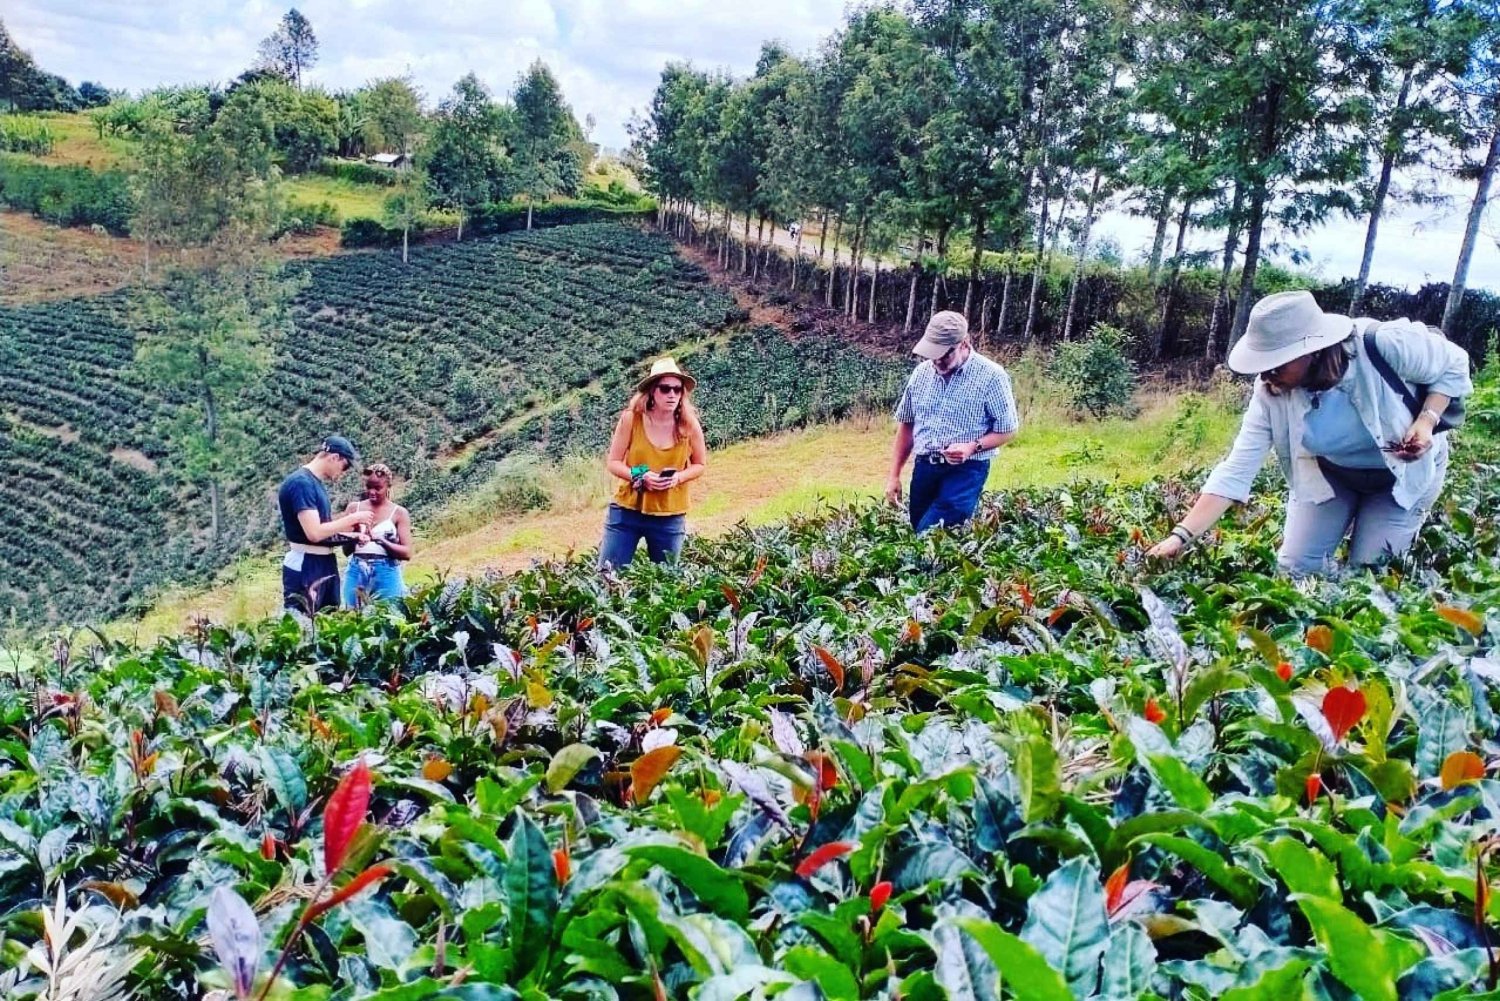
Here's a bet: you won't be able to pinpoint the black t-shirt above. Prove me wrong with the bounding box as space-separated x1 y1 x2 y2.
277 467 330 544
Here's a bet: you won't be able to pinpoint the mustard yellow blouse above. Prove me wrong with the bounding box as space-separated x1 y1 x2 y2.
613 412 693 515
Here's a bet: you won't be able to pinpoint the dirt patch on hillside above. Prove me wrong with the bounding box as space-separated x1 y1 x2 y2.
672 237 905 356
0 211 346 306
110 447 158 473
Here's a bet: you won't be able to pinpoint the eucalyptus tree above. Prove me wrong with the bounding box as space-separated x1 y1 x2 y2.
1348 0 1476 313
1443 0 1500 333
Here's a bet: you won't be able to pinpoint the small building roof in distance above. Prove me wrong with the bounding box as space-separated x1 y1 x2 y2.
368 152 406 166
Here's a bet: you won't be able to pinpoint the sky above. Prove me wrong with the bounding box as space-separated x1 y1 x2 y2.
8 0 1500 292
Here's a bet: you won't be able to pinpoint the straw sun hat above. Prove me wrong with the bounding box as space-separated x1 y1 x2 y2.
635 357 697 396
1227 291 1355 375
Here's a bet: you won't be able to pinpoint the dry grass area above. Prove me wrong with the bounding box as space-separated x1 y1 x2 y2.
0 211 345 305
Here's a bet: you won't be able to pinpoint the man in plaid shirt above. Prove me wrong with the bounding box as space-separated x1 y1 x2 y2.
887 310 1020 532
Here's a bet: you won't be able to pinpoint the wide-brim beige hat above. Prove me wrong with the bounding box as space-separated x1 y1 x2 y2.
635 357 697 396
1227 290 1354 375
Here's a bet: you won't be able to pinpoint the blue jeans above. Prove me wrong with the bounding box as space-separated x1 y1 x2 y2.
909 457 989 533
599 504 686 568
342 555 407 607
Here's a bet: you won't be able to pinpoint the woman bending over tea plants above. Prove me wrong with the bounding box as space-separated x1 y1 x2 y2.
341 463 413 605
1149 291 1471 574
599 357 708 567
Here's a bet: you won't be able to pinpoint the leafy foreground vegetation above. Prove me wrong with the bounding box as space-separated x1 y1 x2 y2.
5 447 1500 998
0 222 899 624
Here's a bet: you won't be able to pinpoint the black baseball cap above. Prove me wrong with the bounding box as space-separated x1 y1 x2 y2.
320 435 360 464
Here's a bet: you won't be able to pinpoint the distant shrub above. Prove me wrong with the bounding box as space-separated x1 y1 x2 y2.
0 116 55 156
280 199 341 234
339 198 654 248
1052 323 1139 419
315 158 400 186
0 155 133 233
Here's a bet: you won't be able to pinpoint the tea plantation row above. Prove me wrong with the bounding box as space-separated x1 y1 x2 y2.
0 223 903 623
3 440 1500 998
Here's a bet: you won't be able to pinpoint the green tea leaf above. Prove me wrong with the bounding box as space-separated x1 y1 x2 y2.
1019 857 1109 996
1296 895 1424 1001
1016 732 1062 823
1221 958 1311 1001
625 844 750 922
954 918 1073 1001
1259 837 1339 900
545 743 600 794
1097 923 1157 1001
1131 834 1259 908
257 746 307 817
504 809 556 978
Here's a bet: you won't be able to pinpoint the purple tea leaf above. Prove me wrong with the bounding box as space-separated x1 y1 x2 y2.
206 885 262 1000
720 761 795 832
769 710 805 757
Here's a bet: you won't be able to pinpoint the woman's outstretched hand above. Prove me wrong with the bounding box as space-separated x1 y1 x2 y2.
1146 535 1186 560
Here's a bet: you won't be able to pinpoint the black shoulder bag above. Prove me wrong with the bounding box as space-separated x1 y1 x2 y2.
1361 330 1465 433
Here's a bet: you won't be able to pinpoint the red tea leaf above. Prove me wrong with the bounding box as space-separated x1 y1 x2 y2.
1441 750 1486 790
870 880 893 912
324 759 372 874
812 646 845 692
721 584 742 617
1321 686 1367 743
1306 773 1324 804
306 864 393 920
1305 624 1334 655
261 832 276 861
796 841 855 879
1144 697 1166 725
552 847 571 886
1104 860 1130 914
805 751 839 791
630 746 682 805
649 707 673 727
1276 662 1294 682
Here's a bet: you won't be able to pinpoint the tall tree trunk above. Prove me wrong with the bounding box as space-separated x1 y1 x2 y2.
904 229 924 333
868 259 880 323
1444 109 1500 333
1147 194 1172 285
742 212 751 273
198 345 221 543
929 225 951 320
816 208 830 264
1154 198 1194 359
1062 168 1106 341
791 226 804 292
964 215 985 320
402 223 409 265
457 208 465 243
1022 193 1051 341
526 202 534 230
754 216 766 280
1352 68 1415 315
846 218 866 317
826 216 844 308
1207 182 1245 360
1229 179 1271 355
997 263 1015 340
979 285 992 344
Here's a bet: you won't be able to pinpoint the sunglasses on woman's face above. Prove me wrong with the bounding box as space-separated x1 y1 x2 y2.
656 383 684 395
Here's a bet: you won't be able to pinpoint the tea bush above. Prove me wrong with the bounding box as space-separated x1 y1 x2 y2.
1052 322 1140 418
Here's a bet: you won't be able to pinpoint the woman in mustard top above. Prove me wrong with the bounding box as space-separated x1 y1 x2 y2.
599 357 709 567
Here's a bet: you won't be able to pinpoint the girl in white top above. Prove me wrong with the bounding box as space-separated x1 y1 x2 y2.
1149 291 1471 575
341 463 414 606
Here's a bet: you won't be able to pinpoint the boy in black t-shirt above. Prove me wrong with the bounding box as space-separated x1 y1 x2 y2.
277 435 372 612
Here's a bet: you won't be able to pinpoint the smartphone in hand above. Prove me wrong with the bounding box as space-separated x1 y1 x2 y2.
660 468 677 479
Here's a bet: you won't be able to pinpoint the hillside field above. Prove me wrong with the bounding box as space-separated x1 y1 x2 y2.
0 222 902 623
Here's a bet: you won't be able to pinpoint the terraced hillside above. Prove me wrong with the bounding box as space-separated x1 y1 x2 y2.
0 223 903 623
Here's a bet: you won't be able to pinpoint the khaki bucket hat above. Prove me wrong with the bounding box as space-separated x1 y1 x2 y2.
635 357 697 396
1227 291 1355 375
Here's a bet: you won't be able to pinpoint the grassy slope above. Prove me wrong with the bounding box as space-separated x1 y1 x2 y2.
123 386 1239 640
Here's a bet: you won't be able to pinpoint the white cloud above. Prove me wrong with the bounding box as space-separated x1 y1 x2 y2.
7 0 1500 291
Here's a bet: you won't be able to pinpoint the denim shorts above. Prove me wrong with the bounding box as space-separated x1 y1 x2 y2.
342 555 408 607
599 504 686 568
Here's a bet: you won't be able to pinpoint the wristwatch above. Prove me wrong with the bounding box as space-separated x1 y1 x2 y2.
1420 408 1443 427
1169 525 1195 545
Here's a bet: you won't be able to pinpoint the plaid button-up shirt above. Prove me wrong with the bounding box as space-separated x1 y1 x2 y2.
894 351 1020 460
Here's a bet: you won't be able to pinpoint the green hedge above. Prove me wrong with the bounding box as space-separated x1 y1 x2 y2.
313 158 401 186
339 199 656 248
0 155 134 233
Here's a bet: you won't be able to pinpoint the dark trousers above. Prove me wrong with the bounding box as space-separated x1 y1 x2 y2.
599 504 687 567
909 458 989 533
283 552 340 613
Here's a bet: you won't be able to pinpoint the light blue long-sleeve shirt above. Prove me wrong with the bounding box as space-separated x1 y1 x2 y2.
1202 319 1472 511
